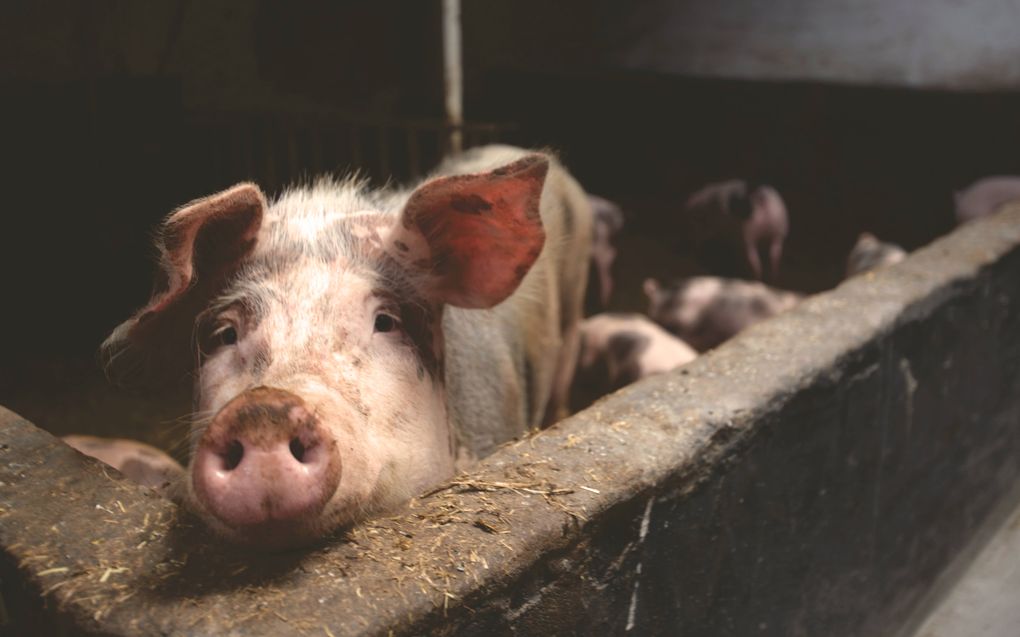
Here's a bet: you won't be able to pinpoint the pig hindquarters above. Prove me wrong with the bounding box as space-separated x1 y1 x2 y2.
101 146 592 548
954 176 1020 224
644 276 802 352
681 179 789 281
570 313 697 411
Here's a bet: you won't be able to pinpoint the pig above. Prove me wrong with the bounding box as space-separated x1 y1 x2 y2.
681 179 789 281
643 276 802 352
844 232 907 278
63 435 183 490
584 195 625 313
570 313 697 411
954 176 1020 224
101 145 592 548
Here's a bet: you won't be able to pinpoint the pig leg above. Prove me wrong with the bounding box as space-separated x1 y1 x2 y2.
543 175 594 423
545 321 580 423
744 239 764 280
768 239 784 281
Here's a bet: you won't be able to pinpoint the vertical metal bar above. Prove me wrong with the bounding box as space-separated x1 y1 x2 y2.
442 0 463 155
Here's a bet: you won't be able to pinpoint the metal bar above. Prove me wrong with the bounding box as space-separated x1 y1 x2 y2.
442 0 463 155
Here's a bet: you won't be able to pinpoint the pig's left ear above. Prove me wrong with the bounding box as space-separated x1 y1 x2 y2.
102 183 267 385
388 155 548 309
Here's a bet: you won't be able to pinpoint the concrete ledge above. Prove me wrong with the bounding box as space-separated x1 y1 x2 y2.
2 204 1020 636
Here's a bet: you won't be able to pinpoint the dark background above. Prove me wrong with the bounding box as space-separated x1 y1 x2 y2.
1 0 1018 447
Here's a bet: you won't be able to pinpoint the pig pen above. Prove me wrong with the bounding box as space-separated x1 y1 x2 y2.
2 199 1019 635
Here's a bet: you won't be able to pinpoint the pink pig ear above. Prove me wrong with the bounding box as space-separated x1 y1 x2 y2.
102 183 266 384
388 154 549 309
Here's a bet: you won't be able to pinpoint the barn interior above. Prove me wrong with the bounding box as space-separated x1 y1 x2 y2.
2 1 1018 455
2 2 1020 635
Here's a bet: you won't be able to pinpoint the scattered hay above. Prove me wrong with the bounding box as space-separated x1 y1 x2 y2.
422 479 574 498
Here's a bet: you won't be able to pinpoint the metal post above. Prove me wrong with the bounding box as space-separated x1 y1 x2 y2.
442 0 463 155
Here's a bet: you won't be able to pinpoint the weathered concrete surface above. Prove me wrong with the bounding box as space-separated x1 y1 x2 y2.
466 0 1020 92
1 203 1020 636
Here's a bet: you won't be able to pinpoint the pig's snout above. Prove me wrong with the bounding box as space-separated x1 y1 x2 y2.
192 387 341 536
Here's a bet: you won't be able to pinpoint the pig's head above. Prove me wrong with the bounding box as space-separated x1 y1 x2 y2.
103 156 549 548
845 232 907 277
643 277 697 336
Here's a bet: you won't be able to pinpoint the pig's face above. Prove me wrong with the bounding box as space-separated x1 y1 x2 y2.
104 157 549 548
187 261 451 547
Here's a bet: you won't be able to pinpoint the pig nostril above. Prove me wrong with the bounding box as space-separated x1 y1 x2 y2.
289 437 306 463
222 440 244 470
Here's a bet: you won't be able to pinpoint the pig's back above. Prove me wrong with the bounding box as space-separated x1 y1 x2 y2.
955 176 1020 223
438 146 592 458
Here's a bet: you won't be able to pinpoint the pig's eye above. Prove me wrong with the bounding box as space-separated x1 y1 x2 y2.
214 325 238 346
373 313 400 334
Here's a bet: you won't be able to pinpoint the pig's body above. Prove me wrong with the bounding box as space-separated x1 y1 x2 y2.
63 435 183 490
954 176 1020 224
644 276 802 352
845 232 907 278
682 179 789 281
102 145 591 548
437 146 593 453
571 313 696 411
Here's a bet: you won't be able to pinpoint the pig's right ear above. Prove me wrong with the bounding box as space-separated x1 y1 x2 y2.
386 155 549 309
101 183 266 385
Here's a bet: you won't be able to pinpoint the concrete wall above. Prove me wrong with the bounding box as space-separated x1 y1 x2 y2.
465 0 1020 91
611 0 1020 91
2 204 1020 635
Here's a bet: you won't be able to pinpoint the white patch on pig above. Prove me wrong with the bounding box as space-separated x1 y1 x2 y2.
673 278 723 327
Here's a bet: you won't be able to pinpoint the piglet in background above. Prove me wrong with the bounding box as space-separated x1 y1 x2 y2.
681 179 789 281
644 276 802 352
570 313 697 411
845 232 907 278
585 195 626 313
63 435 184 490
954 176 1020 224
